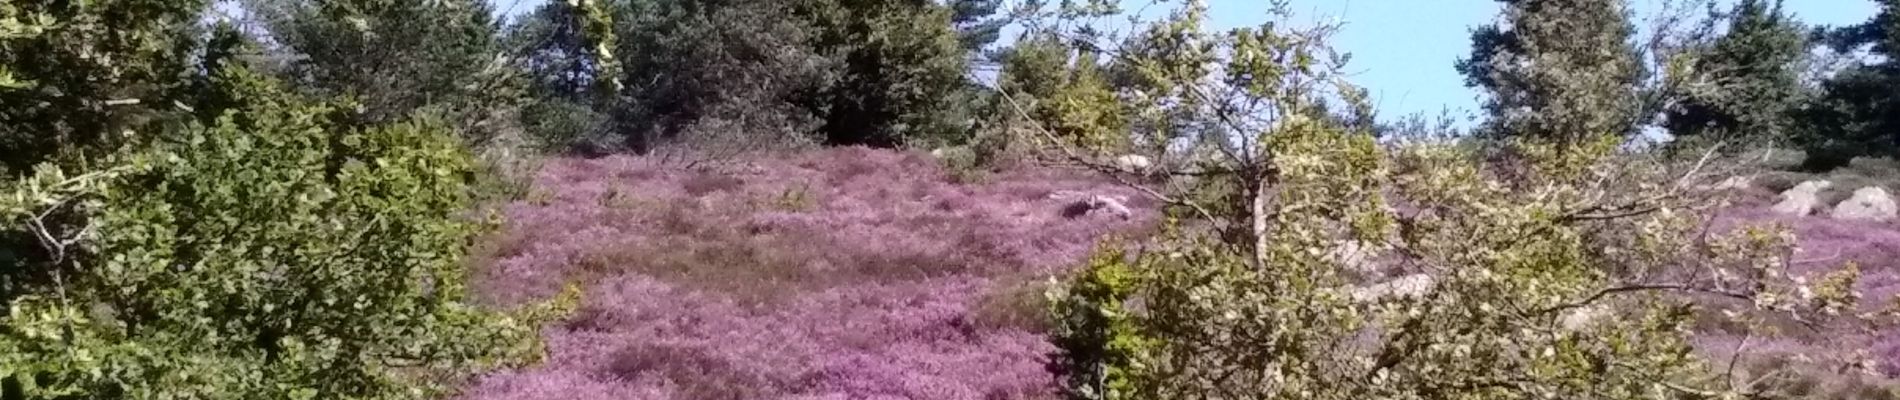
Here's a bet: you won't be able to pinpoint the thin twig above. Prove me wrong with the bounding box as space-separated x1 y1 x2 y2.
989 78 1219 223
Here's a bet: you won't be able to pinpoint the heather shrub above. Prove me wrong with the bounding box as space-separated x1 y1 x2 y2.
0 67 571 399
970 274 1058 333
463 148 1156 399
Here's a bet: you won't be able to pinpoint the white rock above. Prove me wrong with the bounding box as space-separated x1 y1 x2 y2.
1350 273 1434 303
1771 180 1830 216
1829 186 1897 222
1112 154 1153 174
1046 190 1087 202
1088 195 1133 219
1558 304 1611 331
1050 190 1134 220
1326 240 1380 273
1714 176 1753 191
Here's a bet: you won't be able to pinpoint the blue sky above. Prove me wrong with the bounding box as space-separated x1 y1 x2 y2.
497 0 1883 123
1259 0 1880 123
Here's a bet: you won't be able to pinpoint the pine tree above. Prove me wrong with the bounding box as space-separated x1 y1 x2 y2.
246 0 520 145
1798 0 1900 168
1664 0 1807 148
949 0 1007 56
1458 0 1645 146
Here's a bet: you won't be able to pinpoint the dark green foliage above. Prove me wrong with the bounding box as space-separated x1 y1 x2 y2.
949 0 1007 55
248 0 523 146
1047 246 1151 400
997 34 1128 151
1795 0 1900 169
506 0 970 153
1796 66 1899 169
1665 0 1807 148
1458 0 1646 144
797 0 971 147
617 0 836 151
0 0 211 174
0 67 566 399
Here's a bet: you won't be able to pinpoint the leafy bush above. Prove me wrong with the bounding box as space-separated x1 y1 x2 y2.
1029 4 1880 399
0 0 211 173
0 68 570 399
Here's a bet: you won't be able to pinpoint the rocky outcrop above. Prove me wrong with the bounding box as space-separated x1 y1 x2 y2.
1829 186 1897 222
1350 273 1434 303
1771 180 1830 216
1050 190 1134 220
1112 154 1153 174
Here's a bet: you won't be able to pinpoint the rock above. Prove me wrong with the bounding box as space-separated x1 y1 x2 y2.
1714 175 1753 191
1051 190 1134 220
1112 154 1153 174
1829 187 1897 222
1350 273 1434 303
1771 180 1830 216
1558 304 1611 331
1325 240 1380 273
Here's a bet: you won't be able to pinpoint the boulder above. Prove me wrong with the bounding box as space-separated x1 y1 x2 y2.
1771 180 1830 216
1050 190 1134 220
1112 154 1153 174
1558 304 1611 332
1829 186 1897 222
1325 240 1380 273
1350 273 1434 303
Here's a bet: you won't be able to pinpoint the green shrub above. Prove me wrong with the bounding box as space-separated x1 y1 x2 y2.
1036 4 1863 400
0 68 571 399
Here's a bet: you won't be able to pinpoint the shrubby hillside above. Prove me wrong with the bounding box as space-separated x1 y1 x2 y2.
6 0 1900 399
461 148 1156 399
452 146 1900 399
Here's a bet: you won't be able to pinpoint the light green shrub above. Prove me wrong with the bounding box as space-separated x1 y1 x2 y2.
1036 3 1866 399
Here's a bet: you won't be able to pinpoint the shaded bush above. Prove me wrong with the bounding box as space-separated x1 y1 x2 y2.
0 0 211 173
0 68 567 399
505 0 972 154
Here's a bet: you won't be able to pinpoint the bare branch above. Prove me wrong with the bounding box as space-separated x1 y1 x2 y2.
989 78 1220 223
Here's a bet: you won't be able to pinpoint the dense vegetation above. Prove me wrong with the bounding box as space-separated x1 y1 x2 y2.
1 0 1897 399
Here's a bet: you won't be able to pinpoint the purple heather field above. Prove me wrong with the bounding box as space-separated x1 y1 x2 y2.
459 147 1897 399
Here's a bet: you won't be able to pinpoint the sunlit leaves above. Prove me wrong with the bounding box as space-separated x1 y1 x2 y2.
0 67 555 399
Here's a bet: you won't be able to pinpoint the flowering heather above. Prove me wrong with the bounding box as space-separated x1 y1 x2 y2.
1702 194 1900 387
462 147 1157 399
459 147 1899 398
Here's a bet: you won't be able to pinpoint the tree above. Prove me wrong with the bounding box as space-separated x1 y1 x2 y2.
1003 2 1873 399
1664 0 1807 149
997 33 1129 152
950 0 1007 56
0 0 212 174
1458 0 1646 147
246 0 522 146
502 2 610 151
801 0 970 147
1795 0 1900 169
508 0 970 153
